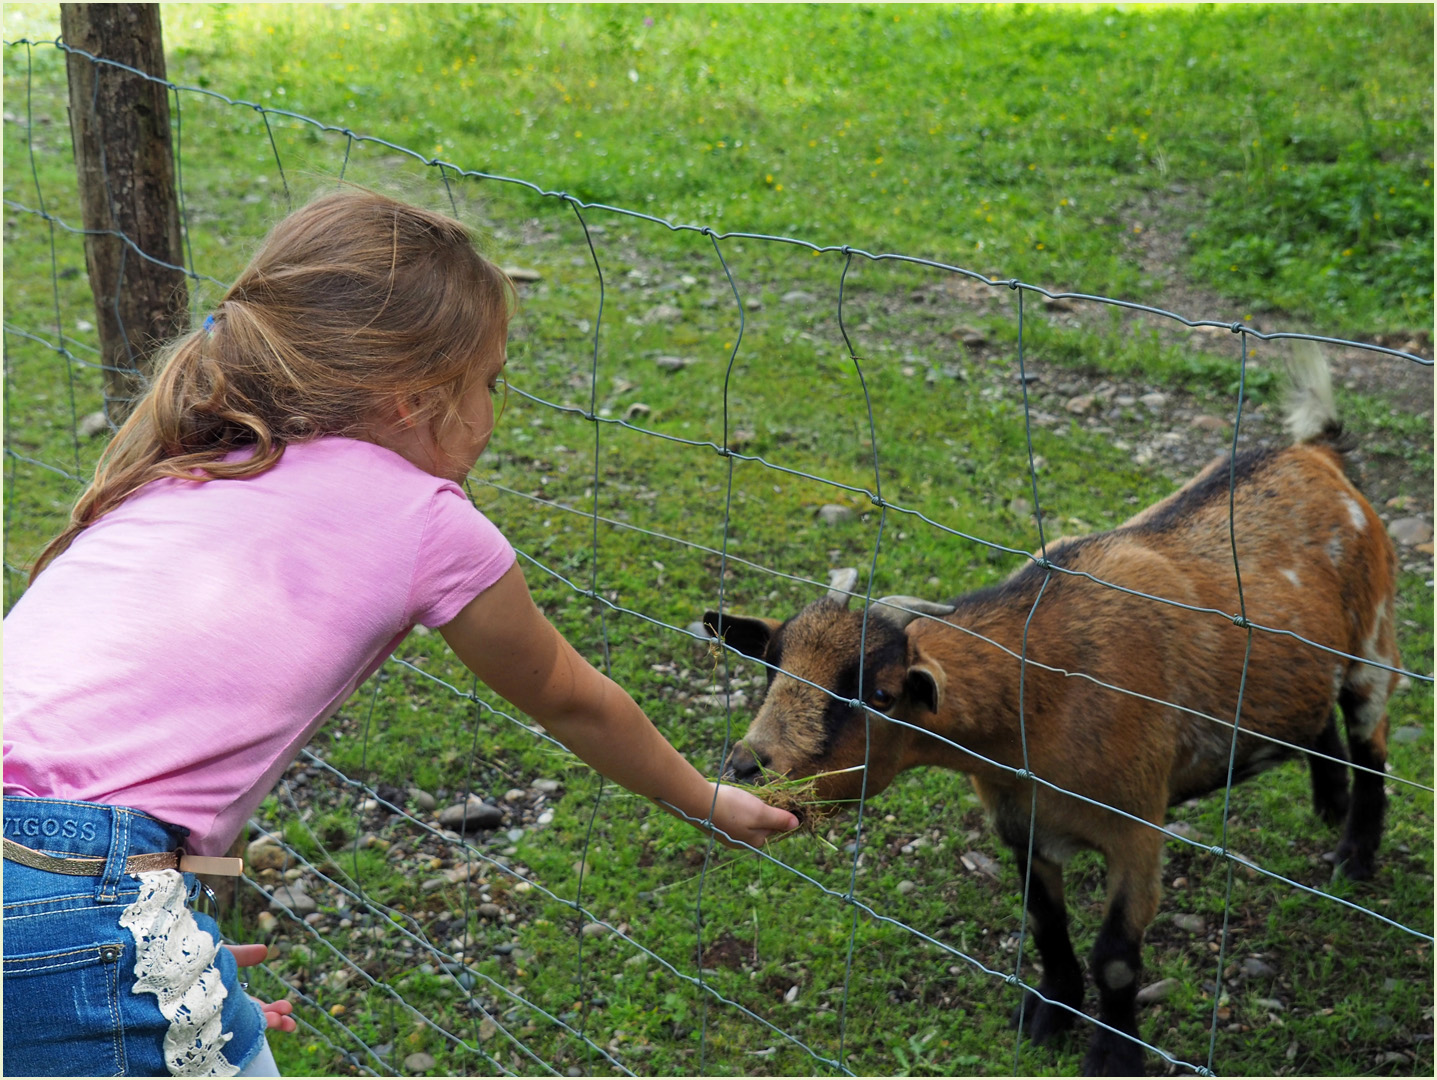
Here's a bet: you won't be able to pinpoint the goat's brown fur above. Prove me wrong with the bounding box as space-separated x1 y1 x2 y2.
704 356 1399 1075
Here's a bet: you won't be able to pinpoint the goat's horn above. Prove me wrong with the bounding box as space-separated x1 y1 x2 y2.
826 567 859 605
873 595 956 628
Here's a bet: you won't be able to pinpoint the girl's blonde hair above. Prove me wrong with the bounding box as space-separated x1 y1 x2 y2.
31 190 514 580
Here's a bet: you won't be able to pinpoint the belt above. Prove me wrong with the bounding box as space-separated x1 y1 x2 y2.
3 837 242 876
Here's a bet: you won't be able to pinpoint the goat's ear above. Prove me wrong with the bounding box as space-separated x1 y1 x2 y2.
903 642 946 714
703 612 781 660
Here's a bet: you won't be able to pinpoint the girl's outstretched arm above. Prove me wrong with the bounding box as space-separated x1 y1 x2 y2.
439 563 797 848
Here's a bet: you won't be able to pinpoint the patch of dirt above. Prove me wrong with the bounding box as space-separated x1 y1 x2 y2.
1117 184 1433 406
700 931 758 972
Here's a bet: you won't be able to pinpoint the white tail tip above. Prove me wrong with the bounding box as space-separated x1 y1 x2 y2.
1283 340 1338 444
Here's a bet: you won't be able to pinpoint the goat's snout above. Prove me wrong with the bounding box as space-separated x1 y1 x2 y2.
722 741 768 784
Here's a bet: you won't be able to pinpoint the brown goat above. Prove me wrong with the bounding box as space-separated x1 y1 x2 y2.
704 350 1400 1075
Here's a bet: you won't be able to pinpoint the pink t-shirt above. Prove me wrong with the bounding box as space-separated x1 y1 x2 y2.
3 437 515 854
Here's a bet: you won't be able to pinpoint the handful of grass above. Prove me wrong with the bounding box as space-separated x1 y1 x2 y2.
726 764 865 841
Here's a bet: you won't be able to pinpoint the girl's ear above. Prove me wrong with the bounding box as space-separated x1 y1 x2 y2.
393 395 422 429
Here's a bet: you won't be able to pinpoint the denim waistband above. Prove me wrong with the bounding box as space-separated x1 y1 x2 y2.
3 796 189 903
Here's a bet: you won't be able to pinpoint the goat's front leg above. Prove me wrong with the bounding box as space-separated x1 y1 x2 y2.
1082 827 1162 1076
1009 850 1084 1044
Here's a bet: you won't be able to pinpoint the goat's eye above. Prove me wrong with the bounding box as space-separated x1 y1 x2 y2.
869 688 894 711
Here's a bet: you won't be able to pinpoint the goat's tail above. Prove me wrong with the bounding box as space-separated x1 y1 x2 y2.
1283 340 1353 449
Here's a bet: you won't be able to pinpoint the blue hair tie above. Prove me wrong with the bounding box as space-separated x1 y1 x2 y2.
203 313 216 335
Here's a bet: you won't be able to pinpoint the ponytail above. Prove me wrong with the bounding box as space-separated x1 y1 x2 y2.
30 190 514 581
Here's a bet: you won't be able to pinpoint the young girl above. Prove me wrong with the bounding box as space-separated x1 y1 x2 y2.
3 191 797 1077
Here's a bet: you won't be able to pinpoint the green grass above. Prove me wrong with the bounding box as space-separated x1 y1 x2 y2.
3 4 1432 1077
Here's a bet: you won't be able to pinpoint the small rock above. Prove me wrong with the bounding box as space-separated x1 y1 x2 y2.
784 984 800 1003
1114 395 1137 407
654 355 690 371
403 1051 436 1073
1065 394 1095 415
269 886 315 916
645 304 683 323
1172 913 1205 933
949 325 987 347
407 787 437 812
624 402 651 420
1241 957 1277 979
477 903 504 920
255 911 278 935
1255 997 1285 1012
245 838 288 872
959 851 1001 879
1136 978 1179 1005
438 798 503 832
536 811 554 826
818 504 855 525
896 880 917 895
781 290 817 304
1139 392 1168 409
1388 517 1433 546
304 912 325 926
502 267 542 283
78 410 110 438
533 779 562 794
581 922 609 938
421 877 448 892
1190 415 1228 432
506 828 524 843
503 788 526 803
1007 496 1033 518
478 1018 498 1041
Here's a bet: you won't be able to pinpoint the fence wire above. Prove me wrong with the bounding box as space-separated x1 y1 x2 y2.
3 34 1433 1078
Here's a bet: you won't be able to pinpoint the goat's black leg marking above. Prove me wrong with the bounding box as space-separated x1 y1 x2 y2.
1081 896 1147 1077
1008 851 1084 1044
1307 710 1351 827
1335 688 1387 882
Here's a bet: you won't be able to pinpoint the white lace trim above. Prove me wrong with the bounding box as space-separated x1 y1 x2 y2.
119 869 240 1077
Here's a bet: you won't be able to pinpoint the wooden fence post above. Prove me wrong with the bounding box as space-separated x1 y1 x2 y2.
60 3 188 424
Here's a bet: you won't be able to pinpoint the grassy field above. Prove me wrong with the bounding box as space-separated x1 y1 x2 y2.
3 4 1432 1077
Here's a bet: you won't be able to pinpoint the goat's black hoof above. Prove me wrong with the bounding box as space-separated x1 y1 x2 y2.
1011 990 1079 1044
1081 1030 1147 1076
1332 843 1377 882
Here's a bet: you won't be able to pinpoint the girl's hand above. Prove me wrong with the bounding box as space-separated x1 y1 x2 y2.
224 944 298 1034
706 783 799 849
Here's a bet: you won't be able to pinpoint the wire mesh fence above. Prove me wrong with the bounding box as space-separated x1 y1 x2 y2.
4 31 1434 1077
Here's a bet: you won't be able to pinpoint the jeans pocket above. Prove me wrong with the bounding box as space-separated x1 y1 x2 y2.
3 939 128 1076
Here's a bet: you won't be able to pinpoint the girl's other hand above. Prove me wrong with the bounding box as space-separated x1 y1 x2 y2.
706 783 799 849
224 943 298 1033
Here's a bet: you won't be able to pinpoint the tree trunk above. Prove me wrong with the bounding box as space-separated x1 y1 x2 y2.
61 3 188 424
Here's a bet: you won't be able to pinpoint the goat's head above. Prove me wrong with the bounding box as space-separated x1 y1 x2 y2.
703 568 955 807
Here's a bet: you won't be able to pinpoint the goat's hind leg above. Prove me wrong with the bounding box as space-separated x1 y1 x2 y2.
1307 710 1351 827
1009 851 1084 1045
1081 827 1162 1077
1335 681 1390 881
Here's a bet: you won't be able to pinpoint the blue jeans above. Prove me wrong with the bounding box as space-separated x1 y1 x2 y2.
3 796 267 1076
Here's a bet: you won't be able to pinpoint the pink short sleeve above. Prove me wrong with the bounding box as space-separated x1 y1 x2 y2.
408 486 517 629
